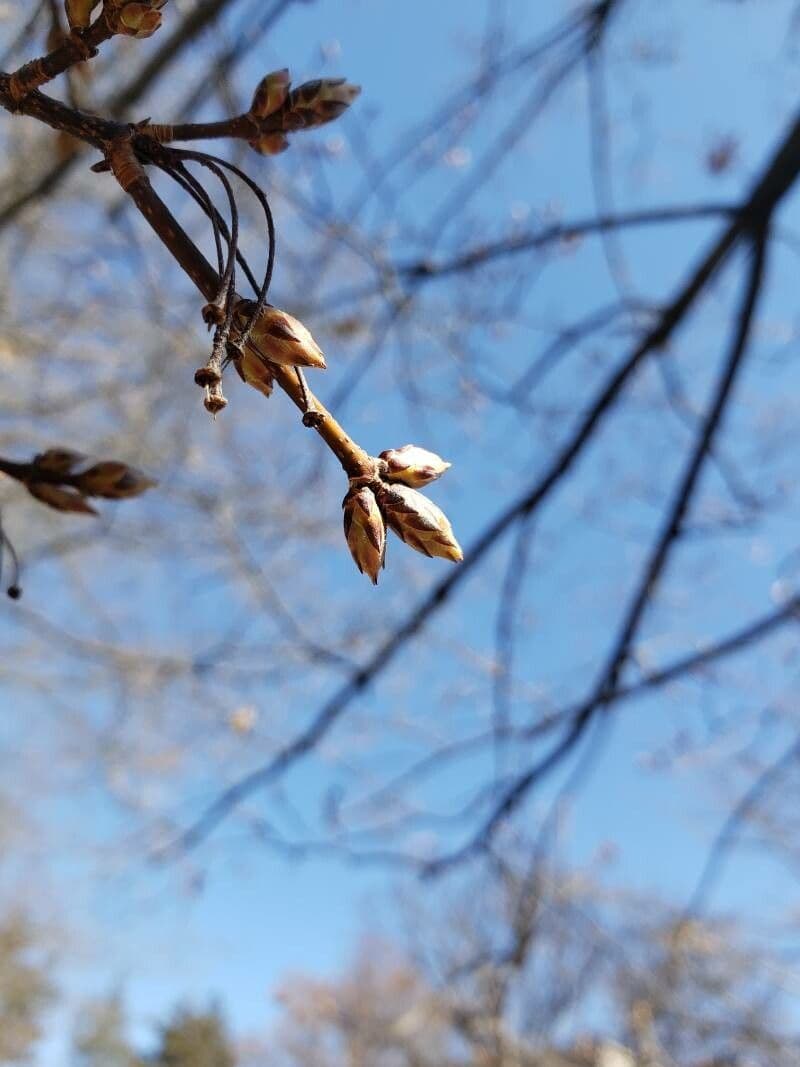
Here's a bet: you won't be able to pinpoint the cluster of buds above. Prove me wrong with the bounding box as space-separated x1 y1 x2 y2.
208 301 326 403
246 70 361 156
19 448 156 516
104 0 166 38
343 446 462 584
65 0 165 37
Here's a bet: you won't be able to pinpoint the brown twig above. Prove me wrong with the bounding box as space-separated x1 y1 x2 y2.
6 15 112 103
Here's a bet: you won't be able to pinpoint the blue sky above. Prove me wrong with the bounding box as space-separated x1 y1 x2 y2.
3 0 800 1061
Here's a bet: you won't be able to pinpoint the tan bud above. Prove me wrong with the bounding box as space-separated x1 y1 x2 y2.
235 346 274 398
65 0 101 30
26 482 96 516
236 303 326 370
33 448 87 474
379 444 451 488
75 461 157 499
282 78 361 131
379 485 462 563
343 486 386 584
117 1 163 37
248 132 290 156
250 69 291 120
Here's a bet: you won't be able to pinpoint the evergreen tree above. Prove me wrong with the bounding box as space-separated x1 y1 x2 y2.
155 1004 236 1067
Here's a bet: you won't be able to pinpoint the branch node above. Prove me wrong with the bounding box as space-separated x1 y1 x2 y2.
106 136 146 192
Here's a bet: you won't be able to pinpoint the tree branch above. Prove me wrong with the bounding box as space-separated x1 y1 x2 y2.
157 94 800 856
424 227 770 875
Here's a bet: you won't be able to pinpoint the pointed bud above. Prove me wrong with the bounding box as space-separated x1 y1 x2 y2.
378 485 462 563
33 448 88 474
26 482 96 516
116 1 164 38
237 304 326 370
75 461 157 499
379 445 451 489
248 132 290 156
343 486 386 584
281 79 361 131
250 69 291 120
235 346 274 398
65 0 101 30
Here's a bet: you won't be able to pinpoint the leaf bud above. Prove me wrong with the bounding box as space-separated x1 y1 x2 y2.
236 303 326 370
250 69 291 120
343 485 386 584
248 132 290 156
378 484 462 563
282 79 361 130
26 482 97 515
379 444 451 488
75 461 157 499
65 0 101 31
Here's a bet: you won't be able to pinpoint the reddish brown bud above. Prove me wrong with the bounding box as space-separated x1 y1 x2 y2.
33 448 87 474
343 486 386 584
236 303 326 370
115 1 164 38
65 0 101 31
75 461 157 499
378 484 462 563
249 132 290 156
281 79 361 131
379 444 451 488
250 69 291 120
194 365 222 388
235 347 274 399
26 482 97 516
201 302 226 327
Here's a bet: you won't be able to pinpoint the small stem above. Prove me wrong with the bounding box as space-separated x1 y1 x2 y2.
0 456 78 487
137 107 296 146
138 115 255 143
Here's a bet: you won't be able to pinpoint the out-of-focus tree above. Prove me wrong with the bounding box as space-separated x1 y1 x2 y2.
72 992 144 1067
155 1003 236 1067
253 848 800 1067
269 939 455 1067
0 911 56 1064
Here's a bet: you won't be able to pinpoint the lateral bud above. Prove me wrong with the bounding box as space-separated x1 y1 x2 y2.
235 303 326 370
250 69 291 119
65 0 101 31
110 0 166 38
248 132 290 156
379 444 451 488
